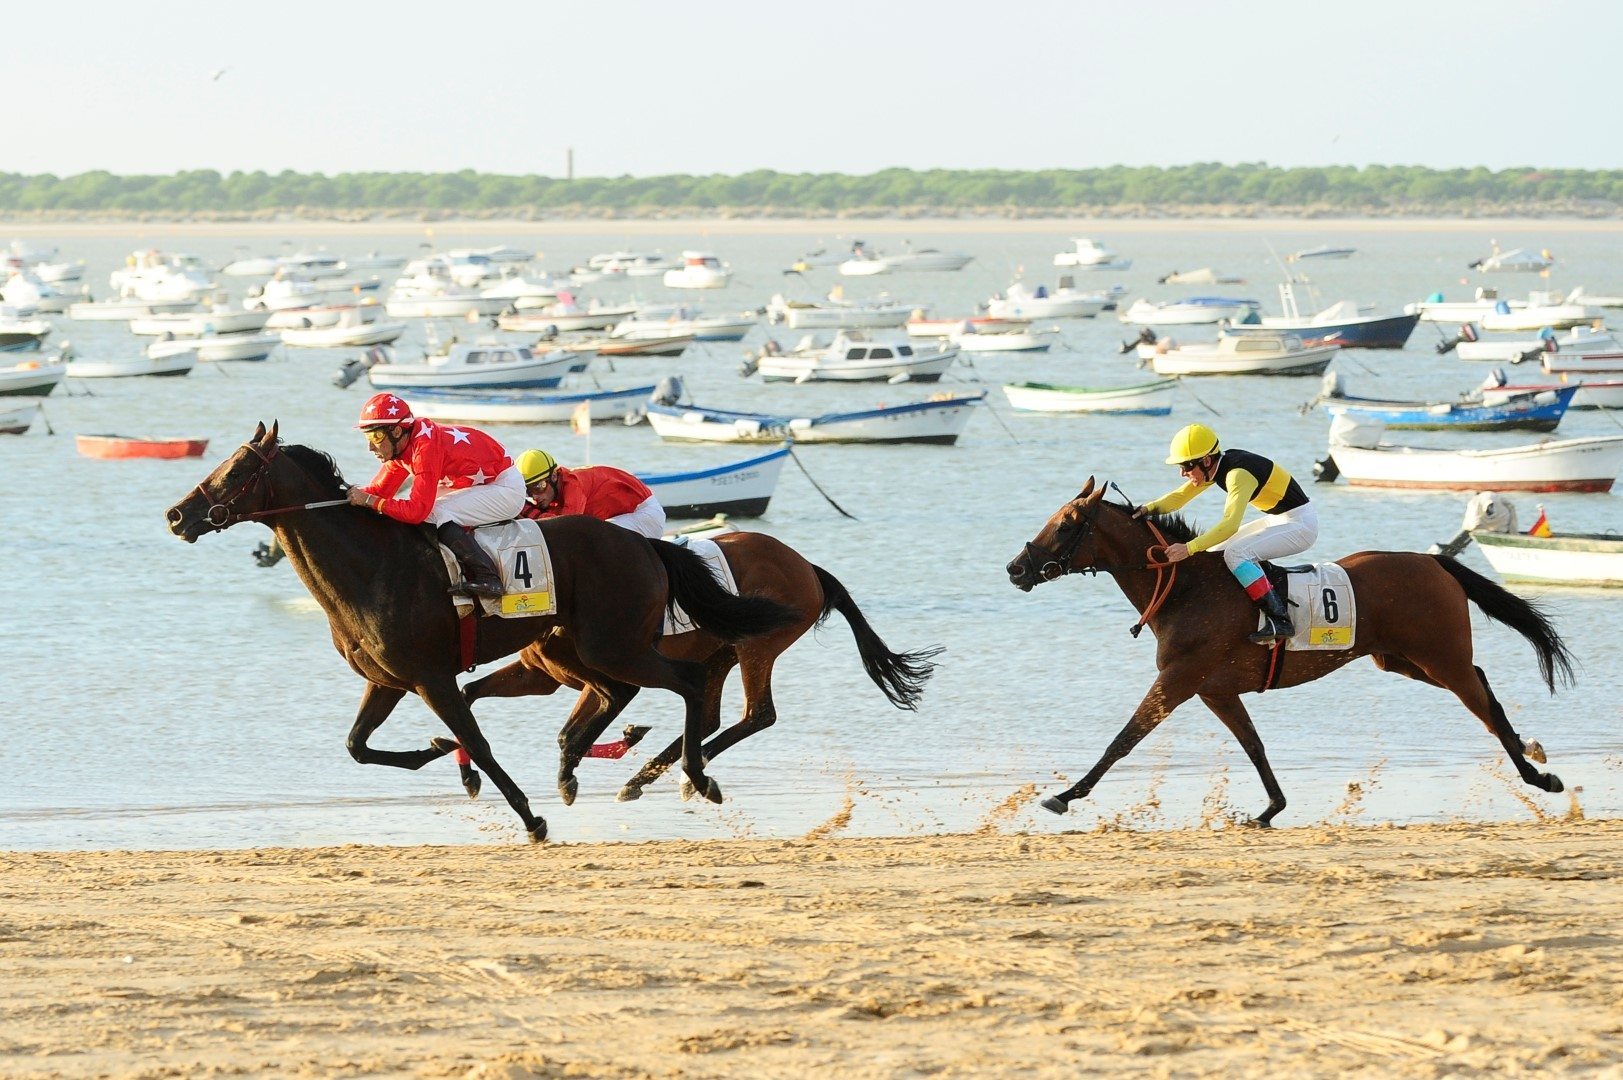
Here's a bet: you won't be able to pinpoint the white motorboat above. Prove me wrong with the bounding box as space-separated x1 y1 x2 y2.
0 401 40 434
129 306 272 337
450 245 534 265
109 250 214 301
986 281 1106 320
399 253 503 289
0 308 51 351
950 326 1061 353
1001 378 1177 415
1435 493 1623 587
906 314 1030 338
278 251 347 279
497 297 637 333
1325 418 1623 492
1121 296 1261 326
1053 238 1131 270
67 297 198 321
1479 291 1599 332
784 248 847 272
1287 245 1356 262
345 251 408 271
1564 286 1623 309
610 308 757 342
265 301 386 331
405 384 655 424
1 271 77 314
220 252 281 277
1458 324 1618 363
1406 287 1528 323
385 288 506 319
662 251 733 289
838 244 890 276
766 292 916 330
244 275 382 312
1223 280 1420 350
280 307 408 348
148 332 281 363
0 355 68 396
593 251 680 277
479 273 562 307
747 332 958 383
32 259 84 284
881 246 972 272
67 349 197 378
638 444 790 518
1157 268 1246 285
367 341 588 391
1470 245 1554 273
647 391 984 444
1149 332 1338 376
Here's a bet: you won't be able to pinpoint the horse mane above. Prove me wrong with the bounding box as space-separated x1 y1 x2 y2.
281 443 349 497
1098 497 1199 544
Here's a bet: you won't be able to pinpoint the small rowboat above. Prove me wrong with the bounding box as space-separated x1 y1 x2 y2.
1320 383 1577 432
76 434 209 459
406 384 656 424
1326 423 1623 493
1002 378 1177 415
647 392 984 444
66 351 197 378
637 444 790 519
1474 529 1623 587
0 402 41 434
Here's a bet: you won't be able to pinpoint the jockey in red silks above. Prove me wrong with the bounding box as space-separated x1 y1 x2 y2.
347 392 524 597
513 448 667 539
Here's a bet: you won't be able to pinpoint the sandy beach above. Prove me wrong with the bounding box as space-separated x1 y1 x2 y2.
3 820 1619 1078
3 216 1621 239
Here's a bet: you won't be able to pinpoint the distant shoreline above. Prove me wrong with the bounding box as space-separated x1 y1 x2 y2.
5 214 1621 238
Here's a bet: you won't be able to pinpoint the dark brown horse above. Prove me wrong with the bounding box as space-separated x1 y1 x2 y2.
1006 478 1574 825
165 422 799 842
462 530 942 804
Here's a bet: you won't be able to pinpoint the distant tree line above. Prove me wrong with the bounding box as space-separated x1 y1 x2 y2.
2 165 1620 216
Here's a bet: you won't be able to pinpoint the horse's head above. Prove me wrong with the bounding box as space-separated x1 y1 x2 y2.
166 420 281 542
1007 477 1107 592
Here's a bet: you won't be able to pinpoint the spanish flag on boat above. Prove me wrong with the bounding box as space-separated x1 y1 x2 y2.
1528 506 1552 538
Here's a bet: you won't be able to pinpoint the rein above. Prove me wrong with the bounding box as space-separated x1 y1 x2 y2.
1022 501 1180 637
188 439 348 529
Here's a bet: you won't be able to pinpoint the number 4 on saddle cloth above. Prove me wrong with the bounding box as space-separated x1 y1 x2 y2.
1262 561 1357 651
437 521 739 636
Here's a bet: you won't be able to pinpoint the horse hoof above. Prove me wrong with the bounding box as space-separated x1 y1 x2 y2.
1243 817 1275 829
461 771 482 800
1523 738 1547 765
1542 772 1565 794
622 724 652 749
680 777 695 802
1040 795 1069 816
702 777 723 805
527 820 548 844
559 776 578 806
616 785 643 803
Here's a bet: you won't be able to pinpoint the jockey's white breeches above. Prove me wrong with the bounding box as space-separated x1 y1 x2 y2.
1209 502 1319 570
425 466 527 527
608 495 667 539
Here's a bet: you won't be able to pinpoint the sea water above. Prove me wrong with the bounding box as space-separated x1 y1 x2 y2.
2 224 1619 849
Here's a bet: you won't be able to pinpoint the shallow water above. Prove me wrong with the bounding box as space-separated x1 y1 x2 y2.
3 224 1620 849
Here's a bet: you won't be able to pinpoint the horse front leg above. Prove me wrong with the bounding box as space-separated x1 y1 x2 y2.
1200 693 1286 826
556 681 640 806
345 682 454 771
418 679 547 843
1042 676 1194 816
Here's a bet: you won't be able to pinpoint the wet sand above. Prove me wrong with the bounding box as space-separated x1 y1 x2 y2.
3 820 1619 1078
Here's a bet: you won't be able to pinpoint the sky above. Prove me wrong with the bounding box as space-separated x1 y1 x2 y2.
4 0 1619 178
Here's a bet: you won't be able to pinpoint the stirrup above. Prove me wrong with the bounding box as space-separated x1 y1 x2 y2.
1249 618 1292 645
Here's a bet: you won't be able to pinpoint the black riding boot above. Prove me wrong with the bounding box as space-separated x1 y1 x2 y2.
436 522 504 598
1248 588 1294 644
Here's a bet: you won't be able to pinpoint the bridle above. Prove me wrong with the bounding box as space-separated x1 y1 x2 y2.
183 439 346 532
1017 498 1181 637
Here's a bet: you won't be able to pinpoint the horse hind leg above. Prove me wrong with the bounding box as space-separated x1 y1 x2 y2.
1393 653 1562 794
418 679 548 842
556 681 639 806
346 682 455 772
1200 693 1287 826
621 655 732 803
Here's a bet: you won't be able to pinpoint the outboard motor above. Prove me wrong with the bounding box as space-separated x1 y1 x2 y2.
739 353 760 378
332 344 390 389
1436 322 1477 355
650 374 684 407
1429 492 1517 557
1119 327 1156 355
1512 335 1555 365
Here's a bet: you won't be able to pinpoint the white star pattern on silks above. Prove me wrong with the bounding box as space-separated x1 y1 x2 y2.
385 402 401 416
470 468 488 485
447 427 471 444
419 421 435 438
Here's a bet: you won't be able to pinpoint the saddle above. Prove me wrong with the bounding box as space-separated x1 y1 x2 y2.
1259 560 1357 651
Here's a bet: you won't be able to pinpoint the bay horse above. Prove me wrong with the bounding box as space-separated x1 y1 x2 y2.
461 531 942 804
1006 478 1574 826
165 421 799 842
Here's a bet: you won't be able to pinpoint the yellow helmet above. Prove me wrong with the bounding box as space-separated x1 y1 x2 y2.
1165 423 1219 465
516 448 557 485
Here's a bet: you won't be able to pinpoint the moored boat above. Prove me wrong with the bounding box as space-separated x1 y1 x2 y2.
405 384 656 424
1318 374 1577 432
1001 378 1177 415
949 326 1060 353
67 350 197 378
646 390 984 445
0 401 40 433
637 444 791 518
0 355 68 396
367 341 588 391
1434 493 1623 587
745 332 958 383
1149 332 1337 376
1324 419 1623 492
1121 296 1260 326
76 434 209 459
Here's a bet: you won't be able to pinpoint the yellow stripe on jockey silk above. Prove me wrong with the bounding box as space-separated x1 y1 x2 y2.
1251 462 1295 512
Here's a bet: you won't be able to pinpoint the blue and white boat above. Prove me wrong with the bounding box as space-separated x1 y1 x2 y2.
1223 281 1419 350
365 342 589 391
404 384 657 424
646 392 984 444
637 445 791 518
1318 373 1577 432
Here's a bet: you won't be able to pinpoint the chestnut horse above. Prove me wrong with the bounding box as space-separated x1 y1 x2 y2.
462 531 943 804
1006 478 1574 825
166 422 798 842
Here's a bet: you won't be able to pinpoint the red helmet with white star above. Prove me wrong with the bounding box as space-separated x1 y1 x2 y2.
356 393 412 429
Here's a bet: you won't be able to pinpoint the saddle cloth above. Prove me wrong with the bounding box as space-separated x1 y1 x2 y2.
440 519 558 619
440 527 737 632
664 537 738 636
1263 561 1357 652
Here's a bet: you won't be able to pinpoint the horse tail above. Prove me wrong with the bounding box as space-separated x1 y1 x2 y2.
813 564 943 710
1430 554 1576 692
649 539 798 643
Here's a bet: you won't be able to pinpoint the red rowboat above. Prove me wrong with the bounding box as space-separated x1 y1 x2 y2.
76 434 210 460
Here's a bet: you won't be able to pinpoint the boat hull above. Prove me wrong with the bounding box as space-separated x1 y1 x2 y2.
638 446 789 518
1235 312 1419 349
76 434 209 459
758 350 956 383
0 402 39 433
0 363 67 396
367 352 582 391
1471 531 1623 587
1329 436 1623 492
1002 379 1176 414
406 385 655 424
1322 386 1576 431
647 395 982 445
66 354 196 378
